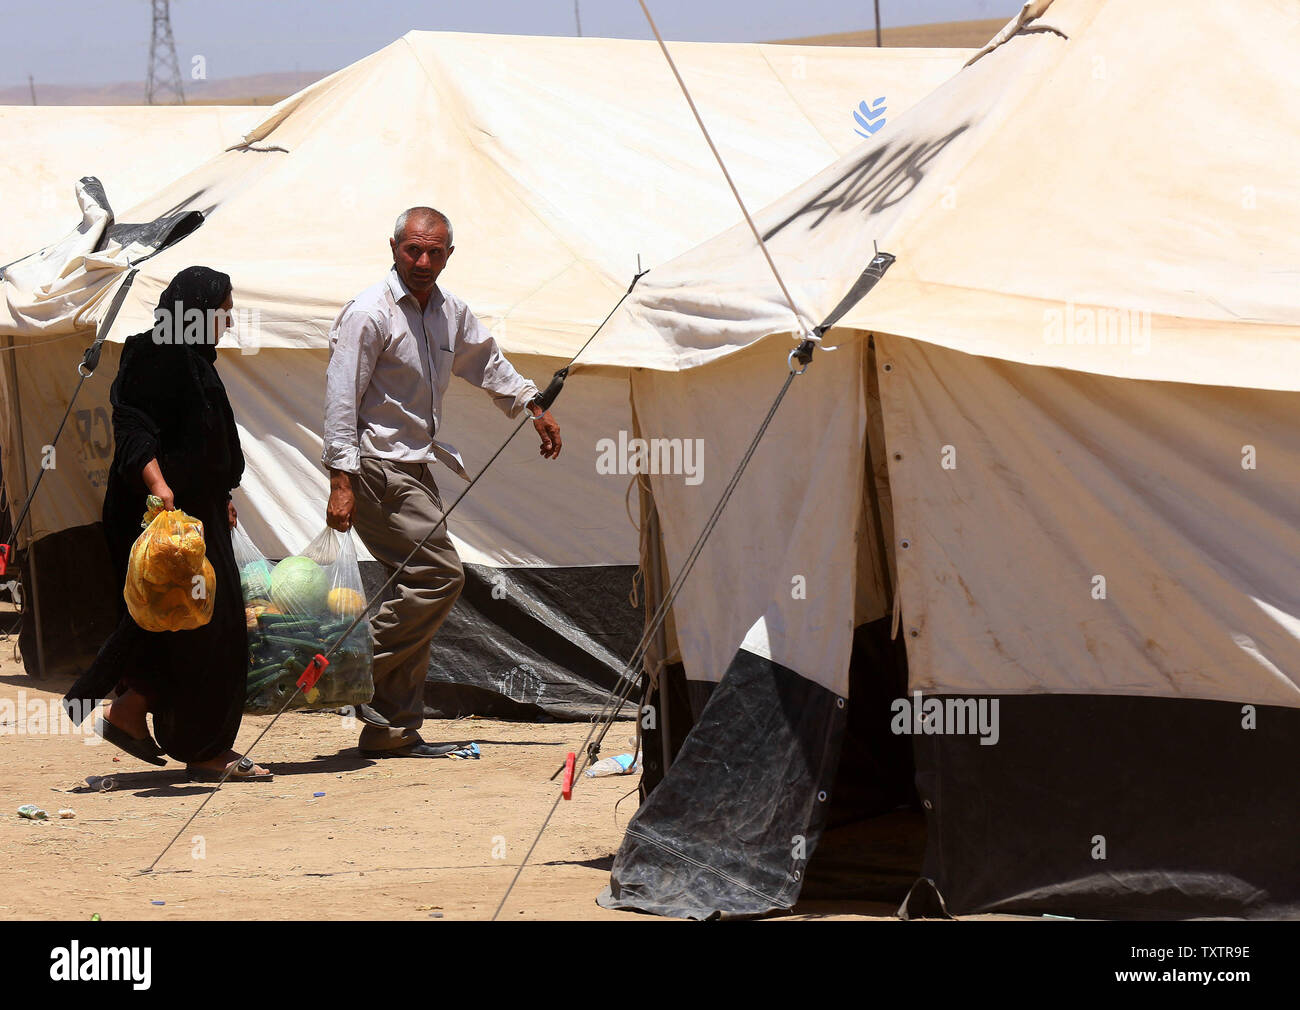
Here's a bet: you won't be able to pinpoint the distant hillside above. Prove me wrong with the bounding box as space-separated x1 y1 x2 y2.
775 18 1006 49
2 19 1005 107
0 70 326 106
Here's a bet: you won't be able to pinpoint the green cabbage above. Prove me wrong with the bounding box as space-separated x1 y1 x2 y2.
269 556 329 614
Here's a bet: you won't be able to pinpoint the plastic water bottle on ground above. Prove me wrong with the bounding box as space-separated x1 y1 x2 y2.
586 752 638 777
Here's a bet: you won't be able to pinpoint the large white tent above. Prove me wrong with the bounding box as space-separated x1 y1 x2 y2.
0 33 971 714
0 105 261 265
594 0 1300 918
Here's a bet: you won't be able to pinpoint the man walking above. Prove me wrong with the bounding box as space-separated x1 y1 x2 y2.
323 207 561 757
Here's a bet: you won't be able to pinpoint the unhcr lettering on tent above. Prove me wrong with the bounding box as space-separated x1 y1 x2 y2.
1042 300 1151 355
595 430 705 486
890 691 999 746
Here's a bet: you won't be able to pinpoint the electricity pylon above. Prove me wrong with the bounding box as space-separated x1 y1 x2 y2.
145 0 185 105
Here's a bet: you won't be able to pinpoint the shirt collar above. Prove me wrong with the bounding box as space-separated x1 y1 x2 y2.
386 267 444 311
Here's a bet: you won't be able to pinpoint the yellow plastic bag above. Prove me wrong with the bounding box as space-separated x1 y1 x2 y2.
124 499 216 632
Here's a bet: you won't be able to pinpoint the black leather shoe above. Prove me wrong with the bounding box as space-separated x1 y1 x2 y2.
351 703 391 728
93 716 166 767
359 742 461 759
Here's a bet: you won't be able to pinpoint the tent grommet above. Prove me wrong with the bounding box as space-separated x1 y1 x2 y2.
909 628 920 638
900 538 910 550
893 452 903 461
835 697 845 709
817 790 827 802
923 799 933 810
882 362 894 373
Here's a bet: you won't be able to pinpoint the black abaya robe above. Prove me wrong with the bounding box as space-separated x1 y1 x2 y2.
67 267 248 764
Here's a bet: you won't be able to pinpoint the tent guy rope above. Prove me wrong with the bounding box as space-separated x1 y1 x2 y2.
489 0 899 920
636 0 813 342
491 252 894 918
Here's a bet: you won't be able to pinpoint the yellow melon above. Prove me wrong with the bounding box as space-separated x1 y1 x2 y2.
327 587 365 617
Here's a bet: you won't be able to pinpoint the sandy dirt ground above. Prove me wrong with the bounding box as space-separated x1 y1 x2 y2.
0 645 919 922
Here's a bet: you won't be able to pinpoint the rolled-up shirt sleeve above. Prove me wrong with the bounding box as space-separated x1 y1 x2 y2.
322 304 384 474
452 308 540 418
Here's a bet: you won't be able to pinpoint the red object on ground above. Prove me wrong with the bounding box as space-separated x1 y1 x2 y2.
0 543 9 576
296 654 330 692
561 752 576 800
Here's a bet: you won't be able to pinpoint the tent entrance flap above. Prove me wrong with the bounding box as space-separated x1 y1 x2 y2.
801 619 921 904
601 336 926 917
802 339 921 903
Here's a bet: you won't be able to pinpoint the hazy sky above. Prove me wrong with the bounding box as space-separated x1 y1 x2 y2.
3 0 1020 88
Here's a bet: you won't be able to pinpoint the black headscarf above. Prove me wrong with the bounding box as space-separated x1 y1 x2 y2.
151 265 233 367
110 266 244 500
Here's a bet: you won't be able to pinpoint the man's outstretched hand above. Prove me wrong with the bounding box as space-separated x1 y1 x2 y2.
532 409 561 459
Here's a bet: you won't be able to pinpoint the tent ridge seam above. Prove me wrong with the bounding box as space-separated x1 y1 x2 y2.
753 47 840 159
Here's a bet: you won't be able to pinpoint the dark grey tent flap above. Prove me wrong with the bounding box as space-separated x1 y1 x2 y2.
910 694 1300 919
360 561 641 721
42 175 206 263
104 209 205 257
15 524 120 680
603 622 1300 920
599 647 847 919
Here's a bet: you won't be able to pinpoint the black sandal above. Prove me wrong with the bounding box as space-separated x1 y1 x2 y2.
186 756 274 782
94 716 166 767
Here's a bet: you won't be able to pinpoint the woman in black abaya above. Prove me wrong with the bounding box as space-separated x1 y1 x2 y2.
67 266 270 781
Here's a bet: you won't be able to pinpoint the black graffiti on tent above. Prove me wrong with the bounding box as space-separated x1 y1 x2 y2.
761 123 970 242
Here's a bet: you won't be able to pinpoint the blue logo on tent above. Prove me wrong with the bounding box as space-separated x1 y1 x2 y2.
854 96 887 138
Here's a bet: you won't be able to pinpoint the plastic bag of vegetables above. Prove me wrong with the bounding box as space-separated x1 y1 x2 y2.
232 523 374 714
124 496 216 632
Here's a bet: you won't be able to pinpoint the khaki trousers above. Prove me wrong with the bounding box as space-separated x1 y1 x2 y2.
350 457 465 751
